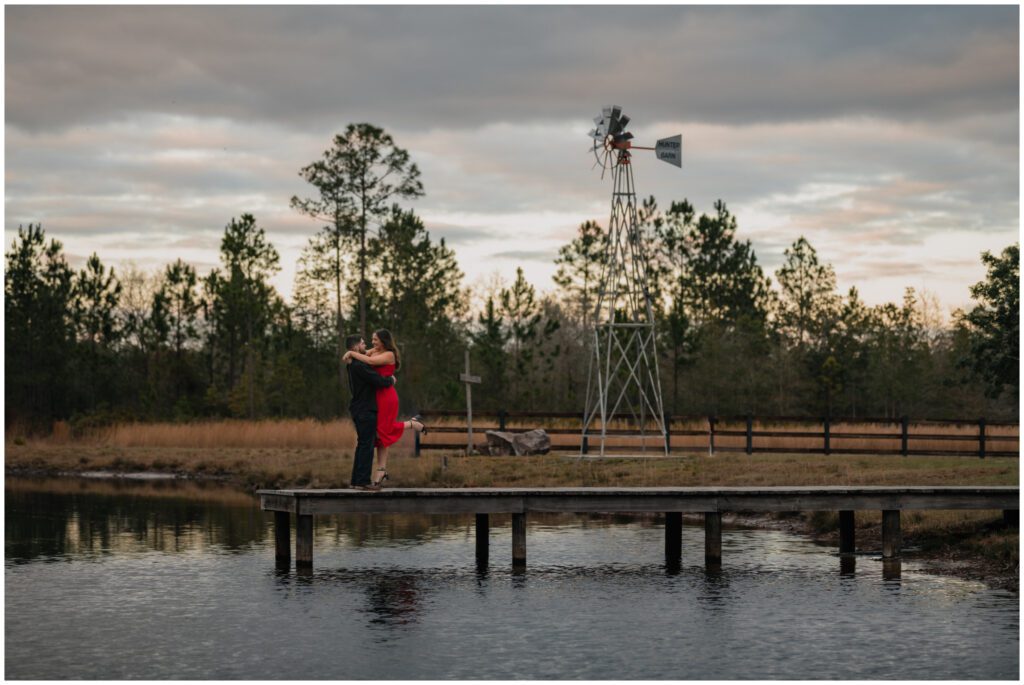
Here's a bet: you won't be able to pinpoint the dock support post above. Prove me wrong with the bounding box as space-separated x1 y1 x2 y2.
476 513 489 561
512 513 526 567
1003 510 1018 528
704 512 722 567
296 514 313 568
838 510 855 554
274 511 291 564
665 512 682 564
882 510 901 559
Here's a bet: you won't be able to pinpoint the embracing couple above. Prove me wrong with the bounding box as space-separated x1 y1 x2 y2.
343 329 426 491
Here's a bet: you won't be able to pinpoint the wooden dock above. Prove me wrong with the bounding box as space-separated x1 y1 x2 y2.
258 486 1019 569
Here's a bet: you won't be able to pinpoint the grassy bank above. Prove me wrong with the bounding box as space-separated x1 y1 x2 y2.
6 441 1017 489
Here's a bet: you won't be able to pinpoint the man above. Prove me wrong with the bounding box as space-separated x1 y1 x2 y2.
344 334 395 490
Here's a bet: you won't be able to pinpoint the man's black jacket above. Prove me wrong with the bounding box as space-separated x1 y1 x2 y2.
347 359 394 415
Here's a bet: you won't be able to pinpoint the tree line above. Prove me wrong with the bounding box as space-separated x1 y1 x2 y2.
5 123 1018 433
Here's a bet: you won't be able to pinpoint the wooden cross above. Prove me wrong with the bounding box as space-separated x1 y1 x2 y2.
459 350 482 454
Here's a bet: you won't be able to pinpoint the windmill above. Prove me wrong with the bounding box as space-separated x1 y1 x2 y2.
582 106 681 456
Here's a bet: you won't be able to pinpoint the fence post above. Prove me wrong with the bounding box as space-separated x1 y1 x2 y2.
979 417 986 459
824 417 831 456
708 415 716 455
582 435 589 455
499 409 507 432
414 426 421 457
746 415 753 455
900 416 909 457
664 413 671 452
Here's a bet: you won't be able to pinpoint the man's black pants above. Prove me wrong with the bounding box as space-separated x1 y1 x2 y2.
351 411 378 485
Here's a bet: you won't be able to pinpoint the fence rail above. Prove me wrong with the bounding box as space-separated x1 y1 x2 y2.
413 411 1019 459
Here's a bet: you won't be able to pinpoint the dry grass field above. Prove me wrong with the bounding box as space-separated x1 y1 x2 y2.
17 416 1018 457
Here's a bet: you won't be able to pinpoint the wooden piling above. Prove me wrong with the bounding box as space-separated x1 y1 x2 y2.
882 559 902 580
838 510 855 554
882 510 901 559
475 513 489 561
296 514 313 567
665 512 682 563
705 511 722 566
274 511 291 564
512 513 526 566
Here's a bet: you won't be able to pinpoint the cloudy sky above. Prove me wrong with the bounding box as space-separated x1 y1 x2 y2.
5 5 1019 315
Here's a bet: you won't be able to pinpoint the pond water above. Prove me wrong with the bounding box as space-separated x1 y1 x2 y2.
4 476 1019 679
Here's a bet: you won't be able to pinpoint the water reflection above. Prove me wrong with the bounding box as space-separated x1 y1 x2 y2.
363 574 425 629
698 567 731 610
882 559 902 581
5 476 265 562
5 475 1018 680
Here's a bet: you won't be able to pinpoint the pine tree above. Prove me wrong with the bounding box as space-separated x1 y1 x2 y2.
552 220 607 329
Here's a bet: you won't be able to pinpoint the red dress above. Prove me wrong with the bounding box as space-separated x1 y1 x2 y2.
374 363 405 448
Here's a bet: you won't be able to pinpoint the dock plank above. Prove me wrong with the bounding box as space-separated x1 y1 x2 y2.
259 486 1018 515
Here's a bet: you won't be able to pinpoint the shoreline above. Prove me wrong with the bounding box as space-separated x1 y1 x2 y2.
6 462 1018 593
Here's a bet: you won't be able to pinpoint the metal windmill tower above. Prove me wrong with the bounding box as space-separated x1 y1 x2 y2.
582 106 682 456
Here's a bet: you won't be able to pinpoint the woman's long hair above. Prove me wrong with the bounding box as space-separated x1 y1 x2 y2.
374 328 402 370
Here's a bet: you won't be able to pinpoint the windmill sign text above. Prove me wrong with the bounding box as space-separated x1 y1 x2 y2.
655 135 682 167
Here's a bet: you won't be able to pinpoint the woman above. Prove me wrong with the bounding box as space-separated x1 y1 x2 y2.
343 329 425 487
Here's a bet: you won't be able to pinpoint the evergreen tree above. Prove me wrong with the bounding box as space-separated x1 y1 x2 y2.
470 296 510 409
162 259 201 358
864 289 930 417
775 237 840 349
4 224 76 424
204 214 282 418
960 243 1019 400
72 253 123 411
552 219 607 329
499 267 560 407
292 123 424 336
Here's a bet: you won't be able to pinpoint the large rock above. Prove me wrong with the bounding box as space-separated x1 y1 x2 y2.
513 429 551 455
485 430 517 456
485 429 551 456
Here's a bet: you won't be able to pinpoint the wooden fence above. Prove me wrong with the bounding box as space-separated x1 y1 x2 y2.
414 410 1019 459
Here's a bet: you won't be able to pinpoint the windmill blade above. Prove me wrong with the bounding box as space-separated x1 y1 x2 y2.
607 113 624 136
617 114 630 131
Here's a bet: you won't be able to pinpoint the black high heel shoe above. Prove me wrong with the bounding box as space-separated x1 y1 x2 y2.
411 415 428 435
373 468 389 487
